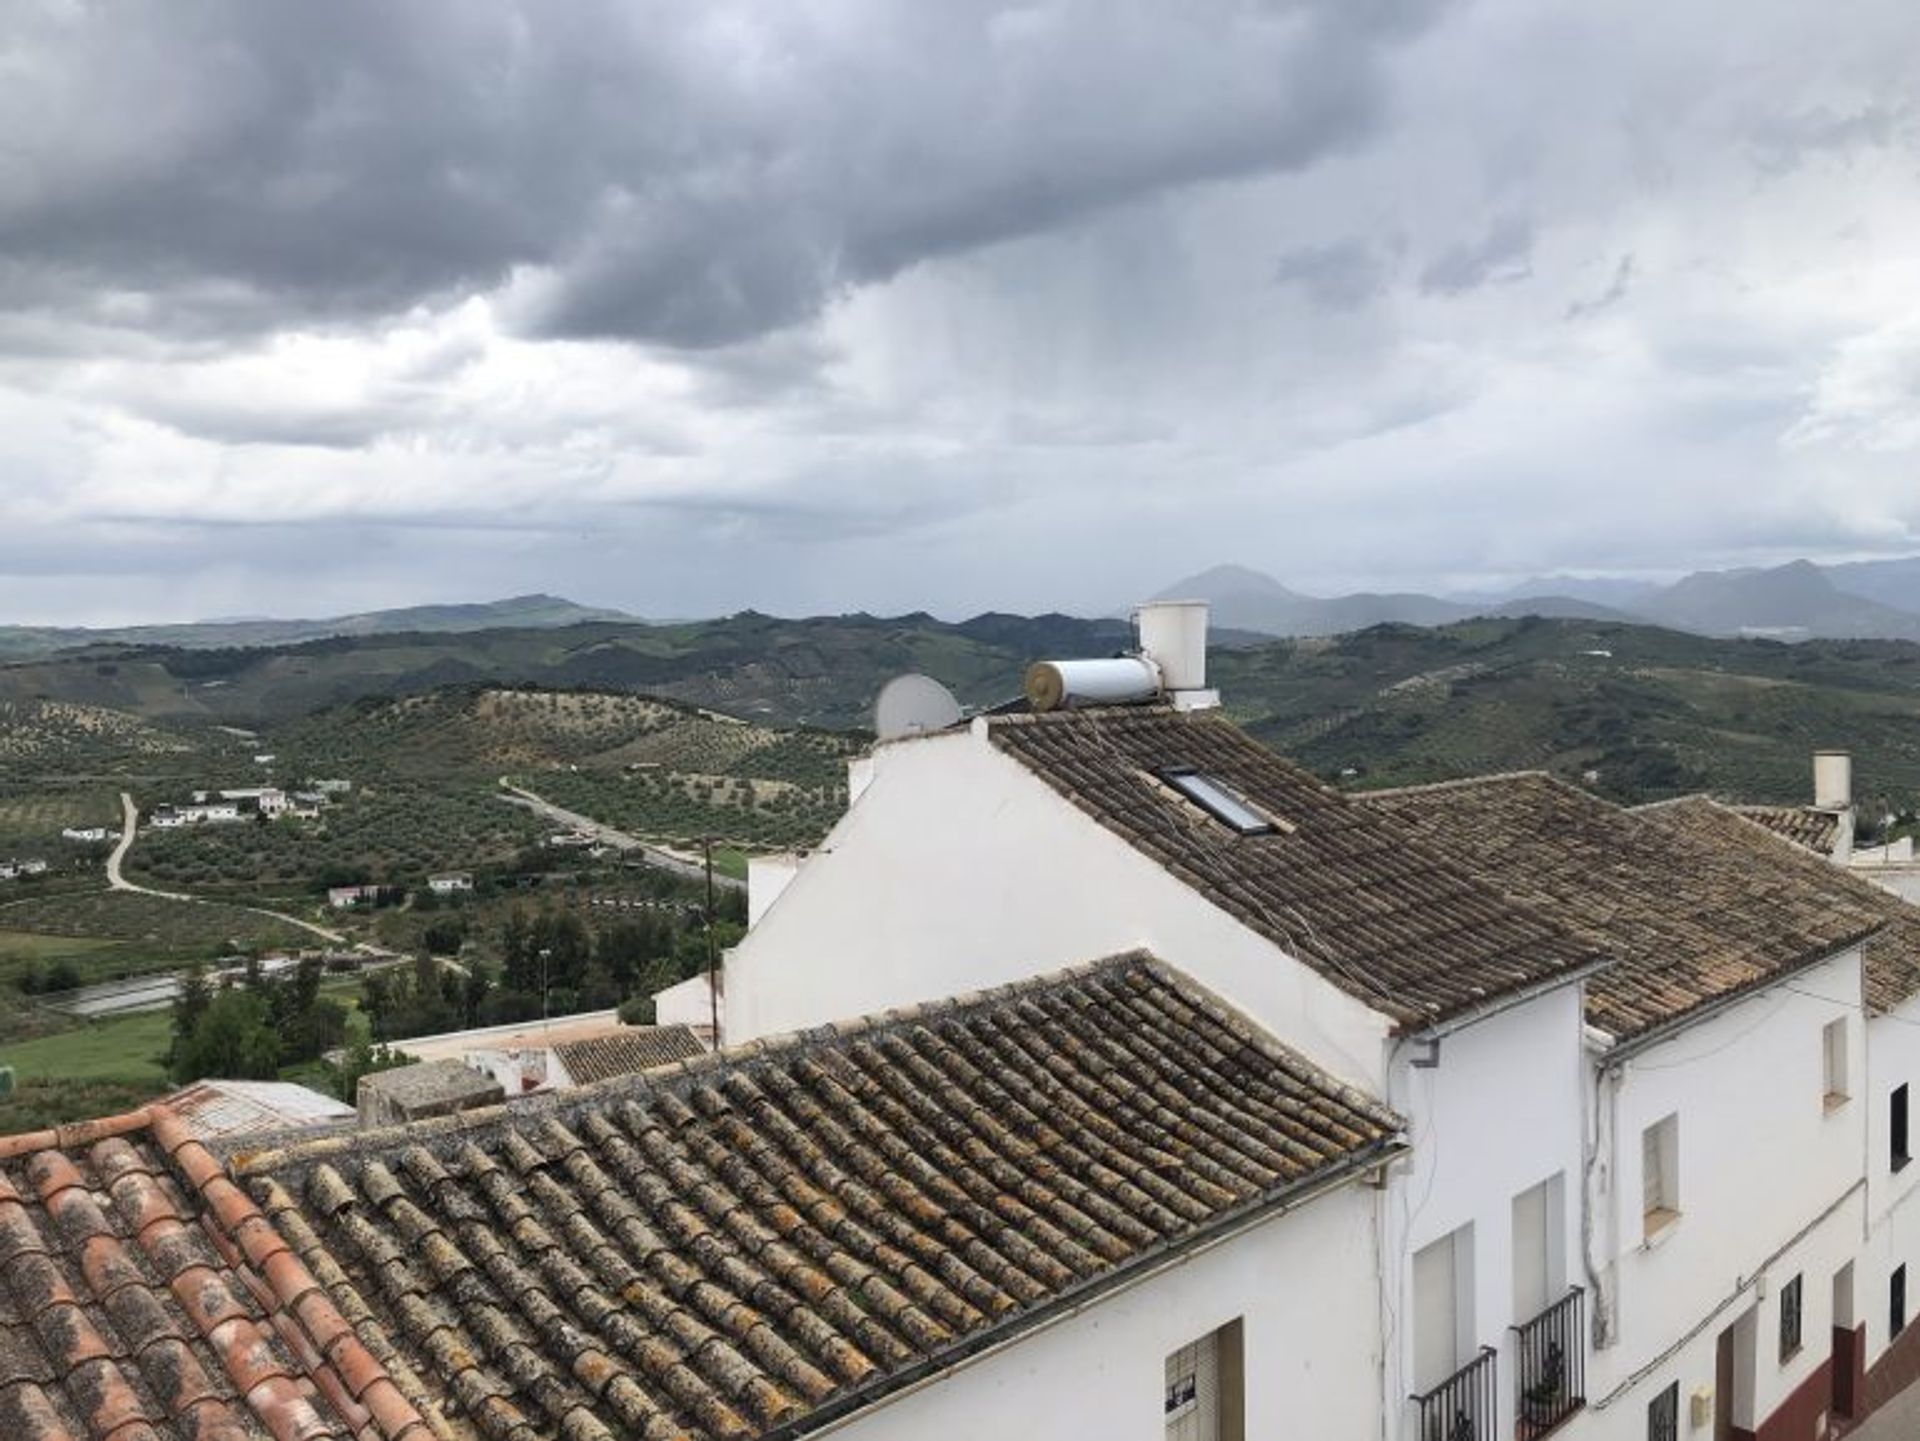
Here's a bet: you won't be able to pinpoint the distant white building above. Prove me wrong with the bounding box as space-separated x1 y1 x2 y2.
327 883 383 909
427 872 474 895
0 858 48 880
61 826 110 843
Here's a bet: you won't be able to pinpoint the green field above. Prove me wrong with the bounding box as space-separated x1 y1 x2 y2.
0 890 313 956
1 1007 173 1084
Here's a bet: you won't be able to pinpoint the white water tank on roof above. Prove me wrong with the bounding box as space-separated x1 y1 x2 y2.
1024 656 1162 712
1134 600 1209 691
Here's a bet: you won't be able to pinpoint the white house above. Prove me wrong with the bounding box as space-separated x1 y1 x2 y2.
724 602 1920 1441
727 604 1614 1441
427 871 474 895
1636 796 1920 1425
60 826 110 843
1372 776 1893 1440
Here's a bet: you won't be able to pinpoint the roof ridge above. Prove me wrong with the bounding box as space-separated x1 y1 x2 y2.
0 1104 154 1160
1354 769 1557 800
235 950 1164 1175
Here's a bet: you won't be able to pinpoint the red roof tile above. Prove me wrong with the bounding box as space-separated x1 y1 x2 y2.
0 1107 432 1441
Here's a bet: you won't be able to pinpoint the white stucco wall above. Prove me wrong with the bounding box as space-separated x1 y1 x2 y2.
825 1181 1382 1441
725 724 1393 1091
1384 984 1590 1441
1582 949 1868 1434
1862 988 1920 1370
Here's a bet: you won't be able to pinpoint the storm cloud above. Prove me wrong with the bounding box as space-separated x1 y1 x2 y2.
2 0 1919 624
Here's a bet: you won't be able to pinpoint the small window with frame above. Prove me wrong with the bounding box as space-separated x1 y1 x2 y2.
1642 1113 1680 1240
1779 1274 1803 1361
1646 1381 1678 1441
1823 1018 1849 1111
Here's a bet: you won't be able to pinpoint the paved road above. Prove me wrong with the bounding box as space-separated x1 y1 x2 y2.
497 783 747 892
105 790 350 943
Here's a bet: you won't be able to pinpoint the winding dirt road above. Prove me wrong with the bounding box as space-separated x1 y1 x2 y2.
108 791 349 943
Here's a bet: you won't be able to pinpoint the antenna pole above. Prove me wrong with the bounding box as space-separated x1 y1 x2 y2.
703 838 719 1046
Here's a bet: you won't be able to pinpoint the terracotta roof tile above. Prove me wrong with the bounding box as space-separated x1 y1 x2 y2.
552 1029 706 1087
1361 774 1891 1036
231 952 1401 1439
1729 804 1843 855
986 707 1607 1027
1634 797 1920 1015
0 1110 431 1441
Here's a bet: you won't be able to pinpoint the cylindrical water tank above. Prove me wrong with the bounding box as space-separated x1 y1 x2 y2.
1133 600 1210 691
1024 657 1162 712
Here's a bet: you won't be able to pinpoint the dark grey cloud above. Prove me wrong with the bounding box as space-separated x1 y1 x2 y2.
1566 255 1635 320
1271 240 1392 310
1418 217 1533 296
3 0 1920 627
0 0 1450 351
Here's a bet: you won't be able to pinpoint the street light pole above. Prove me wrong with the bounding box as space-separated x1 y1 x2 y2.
539 946 552 1034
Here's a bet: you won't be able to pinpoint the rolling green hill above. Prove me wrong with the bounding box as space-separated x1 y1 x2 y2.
1214 616 1920 810
0 611 1134 728
12 609 1920 839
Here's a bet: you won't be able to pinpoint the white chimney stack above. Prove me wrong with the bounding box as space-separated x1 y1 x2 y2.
1814 750 1852 812
1133 599 1218 711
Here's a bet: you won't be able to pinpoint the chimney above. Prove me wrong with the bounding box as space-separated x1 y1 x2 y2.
1814 750 1852 811
1133 599 1219 711
1814 750 1855 866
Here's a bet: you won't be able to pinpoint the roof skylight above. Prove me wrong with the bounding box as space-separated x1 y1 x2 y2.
1157 766 1276 835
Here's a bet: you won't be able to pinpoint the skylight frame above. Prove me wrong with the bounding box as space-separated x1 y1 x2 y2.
1156 765 1277 836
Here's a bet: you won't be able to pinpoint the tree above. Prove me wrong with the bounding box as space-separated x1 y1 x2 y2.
501 907 534 992
331 1011 410 1104
171 989 281 1084
168 961 213 1071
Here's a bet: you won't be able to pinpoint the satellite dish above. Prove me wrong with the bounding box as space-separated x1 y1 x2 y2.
874 674 963 740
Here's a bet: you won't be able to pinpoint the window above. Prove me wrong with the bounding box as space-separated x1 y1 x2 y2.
1642 1114 1680 1240
1894 1085 1911 1172
1779 1274 1803 1361
1156 766 1277 836
1165 1320 1244 1441
1412 1224 1476 1394
1647 1382 1679 1441
1892 1265 1907 1342
1824 1019 1849 1110
1512 1173 1566 1322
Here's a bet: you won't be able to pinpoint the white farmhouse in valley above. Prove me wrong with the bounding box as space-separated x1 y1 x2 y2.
426 871 474 895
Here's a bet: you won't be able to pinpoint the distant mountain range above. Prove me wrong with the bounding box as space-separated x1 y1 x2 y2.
0 594 638 660
1155 556 1920 642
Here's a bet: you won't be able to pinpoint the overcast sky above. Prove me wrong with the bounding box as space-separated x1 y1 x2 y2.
3 0 1919 625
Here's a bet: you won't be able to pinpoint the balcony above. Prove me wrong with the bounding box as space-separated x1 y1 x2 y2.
1413 1346 1497 1441
1512 1287 1586 1439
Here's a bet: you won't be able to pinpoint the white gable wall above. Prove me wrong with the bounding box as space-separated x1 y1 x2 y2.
1862 986 1920 1373
1581 948 1866 1433
724 724 1392 1092
1384 982 1590 1440
825 1178 1381 1441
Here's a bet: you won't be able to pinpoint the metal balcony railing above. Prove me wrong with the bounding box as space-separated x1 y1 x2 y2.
1512 1287 1586 1439
1413 1346 1498 1441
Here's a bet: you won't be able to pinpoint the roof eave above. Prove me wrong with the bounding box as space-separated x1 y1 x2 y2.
1599 926 1880 1067
779 1132 1410 1440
